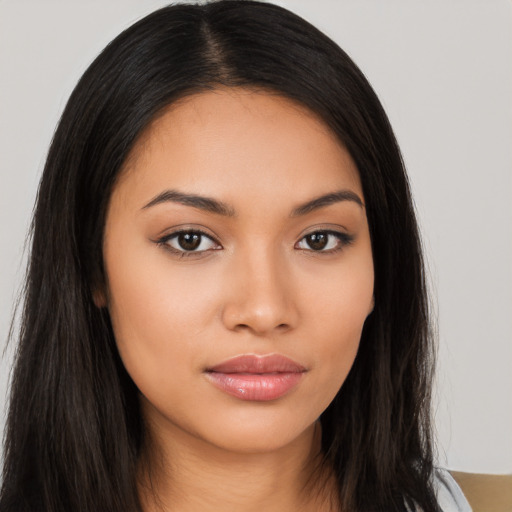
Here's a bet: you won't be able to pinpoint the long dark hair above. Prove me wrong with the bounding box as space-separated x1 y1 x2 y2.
1 2 437 511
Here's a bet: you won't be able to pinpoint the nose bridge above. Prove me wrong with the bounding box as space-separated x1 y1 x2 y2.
222 241 297 334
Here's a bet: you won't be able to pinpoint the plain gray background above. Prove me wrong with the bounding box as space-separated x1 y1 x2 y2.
1 0 511 473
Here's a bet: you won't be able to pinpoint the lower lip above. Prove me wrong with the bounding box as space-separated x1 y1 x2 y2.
205 372 304 401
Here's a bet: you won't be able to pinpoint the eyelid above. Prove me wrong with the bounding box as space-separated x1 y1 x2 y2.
295 227 355 253
153 224 354 257
155 227 222 256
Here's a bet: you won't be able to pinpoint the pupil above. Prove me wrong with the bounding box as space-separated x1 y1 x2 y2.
178 232 201 250
307 233 328 250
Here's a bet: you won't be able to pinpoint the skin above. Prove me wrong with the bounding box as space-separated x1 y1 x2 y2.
100 88 374 511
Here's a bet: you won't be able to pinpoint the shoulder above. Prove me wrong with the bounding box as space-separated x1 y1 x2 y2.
434 468 473 512
404 468 472 512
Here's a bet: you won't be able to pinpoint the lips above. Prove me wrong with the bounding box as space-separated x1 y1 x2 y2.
204 354 306 401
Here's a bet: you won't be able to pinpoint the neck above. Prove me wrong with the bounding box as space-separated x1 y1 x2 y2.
137 420 338 512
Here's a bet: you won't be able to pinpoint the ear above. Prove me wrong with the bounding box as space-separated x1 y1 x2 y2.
92 285 108 308
367 296 375 316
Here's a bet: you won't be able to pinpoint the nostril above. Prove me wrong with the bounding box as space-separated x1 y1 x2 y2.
275 323 291 332
221 295 298 334
232 322 290 334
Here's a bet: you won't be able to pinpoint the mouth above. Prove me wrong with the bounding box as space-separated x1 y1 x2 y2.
204 354 306 401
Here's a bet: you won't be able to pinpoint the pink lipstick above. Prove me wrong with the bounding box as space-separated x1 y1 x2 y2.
205 354 306 401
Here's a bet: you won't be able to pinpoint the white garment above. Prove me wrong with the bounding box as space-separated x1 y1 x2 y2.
405 469 472 511
434 469 472 512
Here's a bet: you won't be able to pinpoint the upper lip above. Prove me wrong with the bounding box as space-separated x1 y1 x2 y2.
206 354 306 374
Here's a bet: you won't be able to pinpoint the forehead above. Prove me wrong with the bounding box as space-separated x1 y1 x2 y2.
116 88 362 206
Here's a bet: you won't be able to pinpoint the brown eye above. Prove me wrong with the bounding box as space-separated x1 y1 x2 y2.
162 230 219 253
177 232 201 250
305 232 328 250
296 230 353 252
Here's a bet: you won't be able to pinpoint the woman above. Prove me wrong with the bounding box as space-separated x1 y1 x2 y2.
0 1 472 511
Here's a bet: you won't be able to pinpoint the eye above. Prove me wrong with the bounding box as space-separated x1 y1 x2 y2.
295 230 353 252
158 230 220 254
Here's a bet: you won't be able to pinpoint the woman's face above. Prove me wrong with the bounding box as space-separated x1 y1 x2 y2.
101 89 374 454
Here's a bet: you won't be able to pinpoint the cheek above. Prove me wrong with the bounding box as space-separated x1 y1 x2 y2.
103 245 223 392
304 251 373 389
306 247 373 327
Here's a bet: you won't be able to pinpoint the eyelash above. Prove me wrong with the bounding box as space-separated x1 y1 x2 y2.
295 230 354 254
156 229 354 257
156 229 221 258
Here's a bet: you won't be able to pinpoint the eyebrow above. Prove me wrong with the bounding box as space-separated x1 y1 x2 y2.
142 189 236 216
291 190 364 216
141 188 363 217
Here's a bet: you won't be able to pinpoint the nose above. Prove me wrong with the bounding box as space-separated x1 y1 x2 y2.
221 247 299 336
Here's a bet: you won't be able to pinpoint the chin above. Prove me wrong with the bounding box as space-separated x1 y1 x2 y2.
203 420 317 456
